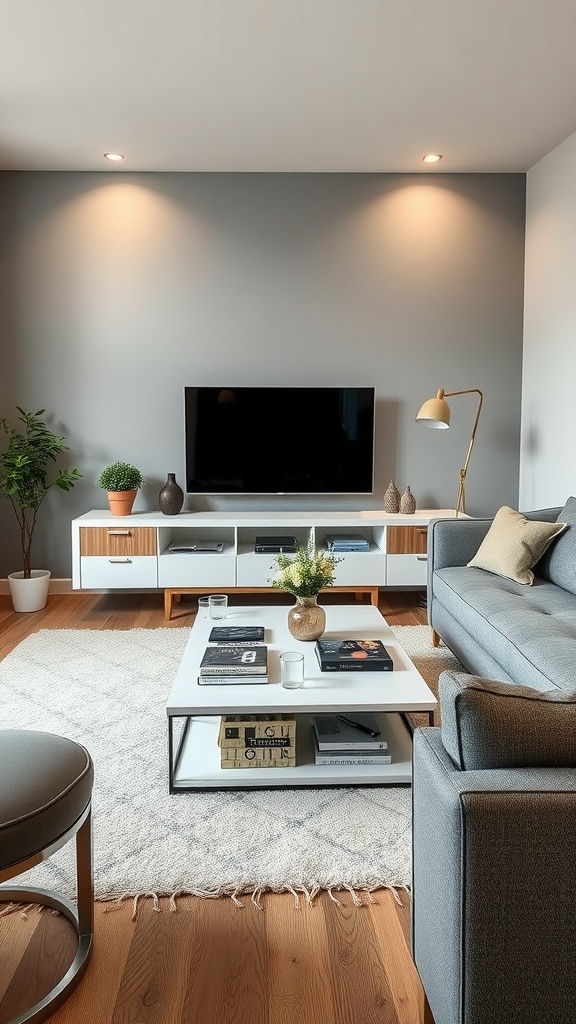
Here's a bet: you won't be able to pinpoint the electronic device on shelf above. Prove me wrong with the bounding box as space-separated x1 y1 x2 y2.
184 386 375 495
254 535 297 553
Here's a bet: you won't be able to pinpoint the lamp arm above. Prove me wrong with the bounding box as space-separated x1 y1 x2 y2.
443 389 484 516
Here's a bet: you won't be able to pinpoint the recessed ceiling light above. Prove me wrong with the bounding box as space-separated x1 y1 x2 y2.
423 153 442 163
104 152 124 161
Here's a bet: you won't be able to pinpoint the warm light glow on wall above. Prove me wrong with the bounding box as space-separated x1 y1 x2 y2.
104 153 124 161
423 154 442 163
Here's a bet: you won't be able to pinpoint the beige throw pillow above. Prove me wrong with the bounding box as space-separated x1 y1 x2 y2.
467 505 567 585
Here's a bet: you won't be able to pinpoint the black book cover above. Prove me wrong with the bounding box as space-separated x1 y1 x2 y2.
208 625 265 642
199 645 268 674
315 638 393 671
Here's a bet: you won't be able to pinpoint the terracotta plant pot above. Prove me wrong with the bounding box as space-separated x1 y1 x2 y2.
107 489 137 516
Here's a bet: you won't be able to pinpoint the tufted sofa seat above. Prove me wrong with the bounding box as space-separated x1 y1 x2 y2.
428 501 576 691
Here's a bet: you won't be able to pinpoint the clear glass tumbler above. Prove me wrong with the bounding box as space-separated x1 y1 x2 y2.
197 596 210 618
280 651 305 689
209 594 228 619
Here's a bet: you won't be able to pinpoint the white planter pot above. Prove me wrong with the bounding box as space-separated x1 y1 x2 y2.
8 570 51 612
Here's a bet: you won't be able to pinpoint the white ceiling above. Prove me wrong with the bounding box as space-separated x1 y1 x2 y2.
2 0 576 173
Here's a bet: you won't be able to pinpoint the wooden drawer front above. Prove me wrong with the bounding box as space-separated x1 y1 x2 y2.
387 526 428 555
80 556 158 589
80 527 157 557
386 554 428 587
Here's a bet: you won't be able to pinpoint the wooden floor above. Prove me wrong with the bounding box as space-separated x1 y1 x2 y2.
0 590 429 1024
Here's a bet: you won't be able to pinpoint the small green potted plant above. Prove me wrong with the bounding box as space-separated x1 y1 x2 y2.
98 461 143 516
0 407 82 611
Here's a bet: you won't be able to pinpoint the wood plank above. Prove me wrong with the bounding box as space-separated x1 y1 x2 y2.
0 909 75 1023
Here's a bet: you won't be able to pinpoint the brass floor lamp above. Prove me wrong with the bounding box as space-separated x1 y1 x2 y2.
416 388 484 517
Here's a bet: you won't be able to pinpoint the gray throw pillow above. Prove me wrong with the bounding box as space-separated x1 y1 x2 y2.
536 496 576 596
439 670 576 770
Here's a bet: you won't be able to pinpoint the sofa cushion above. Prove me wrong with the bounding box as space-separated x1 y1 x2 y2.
433 566 576 691
536 496 576 596
467 505 567 585
439 670 576 770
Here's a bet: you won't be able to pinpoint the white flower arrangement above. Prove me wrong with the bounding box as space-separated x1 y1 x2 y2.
268 542 342 598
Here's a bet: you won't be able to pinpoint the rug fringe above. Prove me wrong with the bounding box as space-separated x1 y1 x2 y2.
98 882 409 916
3 884 408 922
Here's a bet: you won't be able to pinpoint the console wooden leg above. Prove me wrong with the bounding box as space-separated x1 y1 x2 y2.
164 590 173 621
371 588 379 606
431 629 440 647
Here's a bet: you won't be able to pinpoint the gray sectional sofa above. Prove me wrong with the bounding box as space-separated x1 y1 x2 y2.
411 499 576 1024
427 500 576 691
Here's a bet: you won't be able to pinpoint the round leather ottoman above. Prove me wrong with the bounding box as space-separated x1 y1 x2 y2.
0 729 94 1024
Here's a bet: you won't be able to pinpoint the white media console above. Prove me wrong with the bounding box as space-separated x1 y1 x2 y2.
71 508 455 616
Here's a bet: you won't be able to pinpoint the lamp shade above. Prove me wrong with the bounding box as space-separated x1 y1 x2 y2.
416 390 450 429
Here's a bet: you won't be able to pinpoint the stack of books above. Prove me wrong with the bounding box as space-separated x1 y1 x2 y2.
198 627 268 684
312 713 391 765
315 638 394 672
218 714 296 768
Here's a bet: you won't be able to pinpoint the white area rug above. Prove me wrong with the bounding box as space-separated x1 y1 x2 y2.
0 626 460 910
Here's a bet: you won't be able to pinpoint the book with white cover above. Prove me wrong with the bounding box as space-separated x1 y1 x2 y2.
198 674 269 686
314 748 392 765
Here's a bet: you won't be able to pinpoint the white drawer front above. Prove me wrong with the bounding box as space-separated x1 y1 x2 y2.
386 554 428 587
332 553 386 586
158 554 236 588
236 552 279 588
80 556 158 589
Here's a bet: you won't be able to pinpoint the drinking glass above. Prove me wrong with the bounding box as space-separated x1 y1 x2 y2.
280 651 305 689
209 594 228 619
197 596 210 618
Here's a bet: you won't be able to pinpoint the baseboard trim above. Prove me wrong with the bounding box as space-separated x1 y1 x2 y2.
0 578 73 595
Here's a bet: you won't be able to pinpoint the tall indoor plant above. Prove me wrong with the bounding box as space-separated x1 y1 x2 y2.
0 407 82 611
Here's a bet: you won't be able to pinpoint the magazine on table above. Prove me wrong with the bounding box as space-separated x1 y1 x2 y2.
312 714 388 751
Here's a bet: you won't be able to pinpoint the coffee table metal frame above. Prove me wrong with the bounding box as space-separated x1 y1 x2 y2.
166 605 436 792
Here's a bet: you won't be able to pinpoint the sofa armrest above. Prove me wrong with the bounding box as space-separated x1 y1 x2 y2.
412 728 576 1024
427 516 493 574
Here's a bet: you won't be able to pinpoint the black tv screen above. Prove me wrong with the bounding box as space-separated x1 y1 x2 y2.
184 387 375 494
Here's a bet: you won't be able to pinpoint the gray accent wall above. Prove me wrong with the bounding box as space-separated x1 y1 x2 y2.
0 171 526 579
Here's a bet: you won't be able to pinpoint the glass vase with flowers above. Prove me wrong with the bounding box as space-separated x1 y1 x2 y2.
268 542 342 641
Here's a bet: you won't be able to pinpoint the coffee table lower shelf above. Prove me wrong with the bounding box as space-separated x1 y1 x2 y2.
168 711 414 791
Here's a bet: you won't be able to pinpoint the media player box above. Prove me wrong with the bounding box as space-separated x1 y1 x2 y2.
254 535 297 553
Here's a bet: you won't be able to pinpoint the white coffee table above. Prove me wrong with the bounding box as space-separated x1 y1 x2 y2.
166 604 437 790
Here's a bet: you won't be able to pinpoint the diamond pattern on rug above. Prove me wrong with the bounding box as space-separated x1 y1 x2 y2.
0 626 458 906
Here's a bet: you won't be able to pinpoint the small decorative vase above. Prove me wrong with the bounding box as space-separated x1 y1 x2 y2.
159 473 184 516
287 596 326 642
384 480 401 513
400 486 416 514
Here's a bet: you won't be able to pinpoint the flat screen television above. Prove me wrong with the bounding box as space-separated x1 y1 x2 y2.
184 386 375 494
